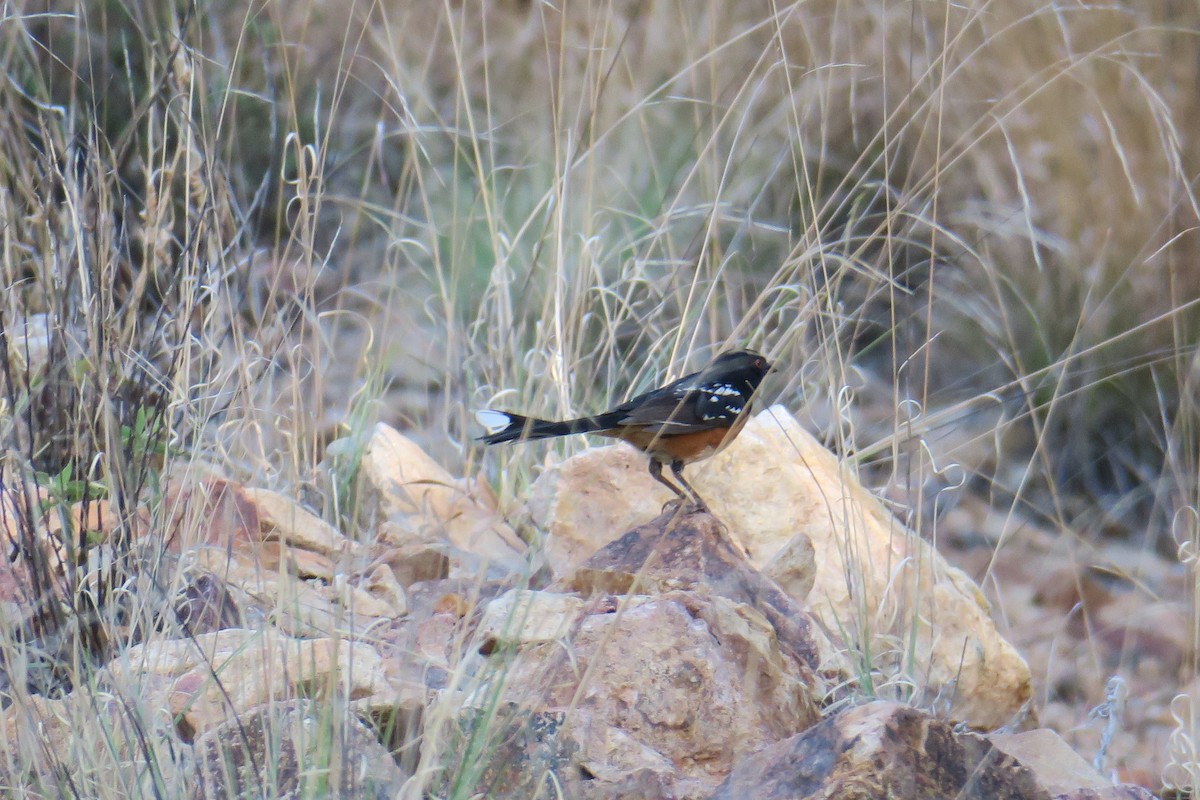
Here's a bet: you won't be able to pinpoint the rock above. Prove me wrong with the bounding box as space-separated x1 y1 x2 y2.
761 532 816 603
363 563 409 617
472 590 822 797
191 699 407 800
0 547 57 632
0 694 86 772
243 487 357 558
532 406 1031 729
529 443 676 576
358 423 526 570
191 537 412 635
258 540 338 581
368 537 450 586
333 574 404 619
712 701 1155 800
712 701 1035 800
0 690 188 789
445 707 678 800
988 729 1156 799
1093 596 1190 675
568 709 680 797
163 478 262 553
108 628 402 737
364 578 506 681
44 499 150 565
441 708 577 799
560 507 836 681
191 548 340 636
477 589 585 650
173 572 242 634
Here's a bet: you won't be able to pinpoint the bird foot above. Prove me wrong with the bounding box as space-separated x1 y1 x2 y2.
660 496 709 515
660 496 688 514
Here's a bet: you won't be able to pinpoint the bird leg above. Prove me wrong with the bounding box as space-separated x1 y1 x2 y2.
670 460 710 511
647 459 688 510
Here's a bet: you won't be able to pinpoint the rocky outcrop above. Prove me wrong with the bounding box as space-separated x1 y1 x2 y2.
712 701 1155 800
191 700 407 799
0 420 1156 798
445 508 826 798
560 506 840 681
105 628 415 737
358 422 526 573
531 405 1032 729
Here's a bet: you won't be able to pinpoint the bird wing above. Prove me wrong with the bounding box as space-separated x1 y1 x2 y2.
608 374 749 435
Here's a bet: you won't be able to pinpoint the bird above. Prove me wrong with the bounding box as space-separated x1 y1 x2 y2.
475 349 772 509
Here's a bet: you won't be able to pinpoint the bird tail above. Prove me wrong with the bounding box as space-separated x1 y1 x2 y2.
475 410 607 444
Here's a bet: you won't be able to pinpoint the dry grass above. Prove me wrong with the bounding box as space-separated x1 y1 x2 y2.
0 0 1197 795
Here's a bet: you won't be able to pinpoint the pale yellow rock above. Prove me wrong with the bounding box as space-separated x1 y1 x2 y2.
113 628 393 734
761 532 817 603
528 444 674 576
193 549 327 630
260 541 338 581
0 690 185 785
363 562 409 616
244 487 358 557
359 423 526 569
530 405 1032 729
987 729 1112 794
478 589 585 647
334 574 403 619
369 536 449 586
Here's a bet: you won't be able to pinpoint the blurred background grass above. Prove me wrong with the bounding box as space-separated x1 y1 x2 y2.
1 0 1198 794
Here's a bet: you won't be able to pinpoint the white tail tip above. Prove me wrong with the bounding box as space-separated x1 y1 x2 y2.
475 409 513 434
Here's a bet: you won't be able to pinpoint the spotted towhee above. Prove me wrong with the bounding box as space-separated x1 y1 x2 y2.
476 349 772 508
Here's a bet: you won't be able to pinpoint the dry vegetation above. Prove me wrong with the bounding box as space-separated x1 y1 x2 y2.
0 0 1198 796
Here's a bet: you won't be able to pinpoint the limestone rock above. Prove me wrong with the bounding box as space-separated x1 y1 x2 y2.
477 589 585 649
191 548 341 636
712 701 1030 799
712 701 1155 800
44 498 150 566
446 707 679 800
191 699 407 800
174 572 243 633
366 578 506 682
244 487 359 558
0 690 188 790
109 628 402 736
988 729 1156 799
529 443 675 576
163 478 262 553
333 574 404 619
477 590 822 797
0 548 57 632
532 406 1031 728
560 507 834 680
363 562 409 616
192 538 412 635
258 540 338 581
762 531 816 603
368 537 450 587
359 423 526 570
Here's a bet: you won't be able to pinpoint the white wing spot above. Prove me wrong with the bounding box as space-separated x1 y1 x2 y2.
475 410 513 433
709 384 740 396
